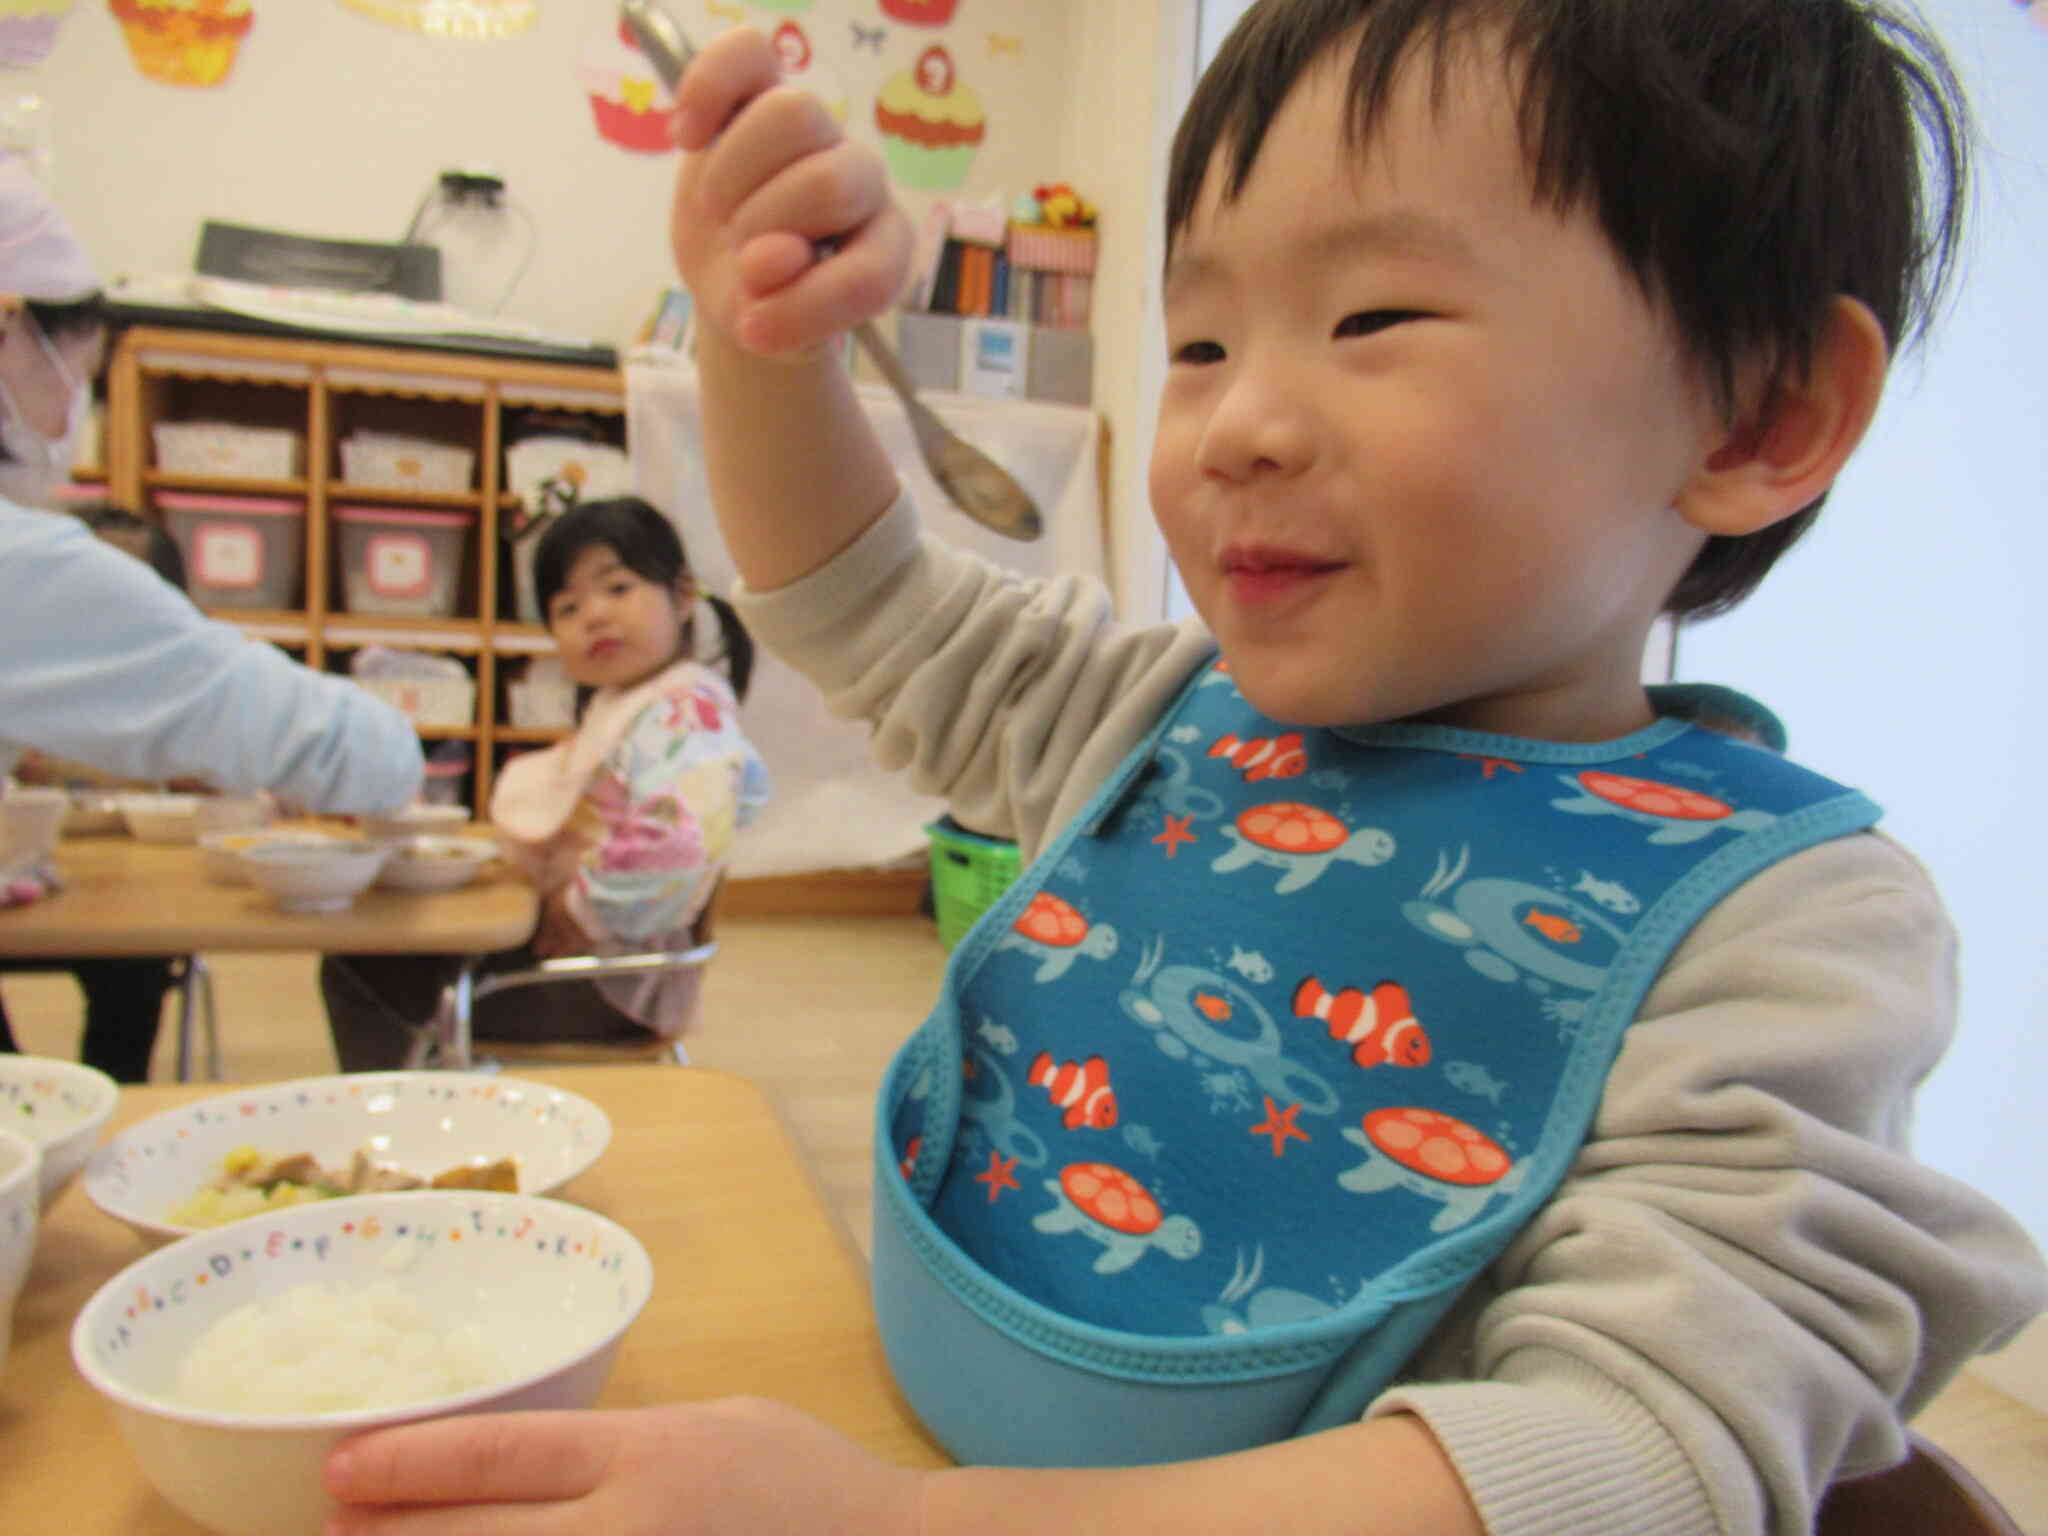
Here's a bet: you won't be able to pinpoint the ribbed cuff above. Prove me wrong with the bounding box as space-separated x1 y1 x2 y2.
1370 1360 1724 1536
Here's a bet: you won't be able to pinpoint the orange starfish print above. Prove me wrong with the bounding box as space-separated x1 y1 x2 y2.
1249 1096 1310 1157
1153 814 1196 857
1458 754 1524 780
975 1151 1021 1202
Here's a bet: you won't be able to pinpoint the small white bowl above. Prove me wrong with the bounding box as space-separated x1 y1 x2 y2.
118 792 206 844
237 839 392 913
375 834 500 892
62 788 127 836
361 803 472 841
1 785 68 871
1 1127 39 1373
72 1189 653 1536
84 1071 612 1248
0 1055 119 1212
194 792 273 837
198 827 346 886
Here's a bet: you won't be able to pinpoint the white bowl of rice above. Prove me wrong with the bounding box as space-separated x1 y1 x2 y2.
0 1054 119 1212
72 1189 653 1536
83 1072 612 1247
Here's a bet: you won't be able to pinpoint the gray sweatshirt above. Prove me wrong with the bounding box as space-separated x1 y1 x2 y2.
736 496 2047 1536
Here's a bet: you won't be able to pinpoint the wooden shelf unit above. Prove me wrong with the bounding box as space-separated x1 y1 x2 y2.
101 326 624 807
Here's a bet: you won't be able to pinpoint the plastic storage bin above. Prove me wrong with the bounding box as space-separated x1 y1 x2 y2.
926 817 1024 950
340 433 476 493
156 490 305 610
152 421 304 479
335 504 474 618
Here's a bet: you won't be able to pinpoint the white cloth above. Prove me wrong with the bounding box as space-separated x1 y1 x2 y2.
0 501 423 811
0 152 96 301
624 349 1105 876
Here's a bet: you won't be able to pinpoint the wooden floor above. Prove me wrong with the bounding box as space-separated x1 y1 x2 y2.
7 912 2044 1526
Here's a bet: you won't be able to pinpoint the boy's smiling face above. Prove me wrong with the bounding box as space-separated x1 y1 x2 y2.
1152 37 1723 742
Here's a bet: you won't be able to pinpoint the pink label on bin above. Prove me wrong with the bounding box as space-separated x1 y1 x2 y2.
194 524 264 589
365 533 432 599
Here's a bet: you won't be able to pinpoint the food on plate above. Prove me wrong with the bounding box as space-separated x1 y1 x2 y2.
166 1143 519 1228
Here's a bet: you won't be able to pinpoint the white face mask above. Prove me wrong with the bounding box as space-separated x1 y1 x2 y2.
0 317 88 509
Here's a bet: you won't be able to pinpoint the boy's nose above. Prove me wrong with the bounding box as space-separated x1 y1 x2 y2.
1196 361 1317 483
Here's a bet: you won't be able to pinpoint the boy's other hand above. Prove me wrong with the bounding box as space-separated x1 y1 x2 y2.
669 26 911 358
323 1398 925 1535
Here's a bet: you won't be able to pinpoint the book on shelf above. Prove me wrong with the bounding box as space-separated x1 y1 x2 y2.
907 202 1097 332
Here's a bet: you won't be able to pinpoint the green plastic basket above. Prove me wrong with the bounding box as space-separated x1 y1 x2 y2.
926 818 1023 950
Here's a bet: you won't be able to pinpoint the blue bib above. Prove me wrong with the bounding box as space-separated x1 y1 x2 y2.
874 661 1878 1467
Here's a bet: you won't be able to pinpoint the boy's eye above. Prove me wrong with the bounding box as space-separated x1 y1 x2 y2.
1171 339 1225 366
1334 310 1423 339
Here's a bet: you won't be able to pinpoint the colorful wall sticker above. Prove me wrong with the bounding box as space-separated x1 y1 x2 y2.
0 0 76 68
874 42 984 192
106 0 253 88
335 0 536 38
770 18 846 121
582 15 675 153
880 0 956 26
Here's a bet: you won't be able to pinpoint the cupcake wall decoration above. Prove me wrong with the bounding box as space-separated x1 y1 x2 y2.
107 0 253 88
335 0 536 38
770 20 846 122
874 43 984 192
0 0 76 68
880 0 956 25
581 16 675 153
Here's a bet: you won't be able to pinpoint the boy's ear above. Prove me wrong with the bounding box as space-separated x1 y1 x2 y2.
1675 296 1889 537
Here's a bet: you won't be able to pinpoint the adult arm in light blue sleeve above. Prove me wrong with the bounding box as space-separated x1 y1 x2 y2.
0 506 424 814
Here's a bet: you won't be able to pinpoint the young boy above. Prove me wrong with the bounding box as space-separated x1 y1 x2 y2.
323 3 2046 1532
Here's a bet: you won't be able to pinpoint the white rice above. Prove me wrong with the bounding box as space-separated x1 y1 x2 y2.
173 1279 504 1415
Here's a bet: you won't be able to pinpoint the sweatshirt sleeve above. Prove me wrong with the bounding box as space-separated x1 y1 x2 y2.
0 507 424 813
1369 831 2048 1536
732 493 1212 858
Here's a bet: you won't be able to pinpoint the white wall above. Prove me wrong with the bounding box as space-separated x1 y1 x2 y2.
23 0 1086 357
1672 2 2047 1245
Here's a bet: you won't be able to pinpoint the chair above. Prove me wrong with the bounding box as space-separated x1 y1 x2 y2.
168 953 219 1081
1814 1431 2025 1536
405 943 716 1070
406 880 723 1071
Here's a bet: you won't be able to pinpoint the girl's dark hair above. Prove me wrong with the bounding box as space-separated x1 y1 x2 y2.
532 495 754 702
1167 0 1970 622
25 291 108 344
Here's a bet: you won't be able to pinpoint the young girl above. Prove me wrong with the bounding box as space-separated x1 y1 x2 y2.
322 496 768 1071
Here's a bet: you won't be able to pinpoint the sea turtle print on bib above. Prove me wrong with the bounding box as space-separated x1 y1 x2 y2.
876 659 1878 1462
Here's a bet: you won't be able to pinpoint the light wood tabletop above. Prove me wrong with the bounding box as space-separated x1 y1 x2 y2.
0 835 539 958
0 1064 950 1532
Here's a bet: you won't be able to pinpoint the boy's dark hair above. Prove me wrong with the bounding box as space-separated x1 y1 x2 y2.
1166 0 1969 621
74 501 187 590
532 494 755 702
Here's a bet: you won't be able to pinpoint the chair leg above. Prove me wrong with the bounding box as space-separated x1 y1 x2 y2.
173 957 198 1083
193 958 220 1081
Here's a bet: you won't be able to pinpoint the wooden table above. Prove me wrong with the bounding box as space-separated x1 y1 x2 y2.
0 1066 950 1532
0 836 539 958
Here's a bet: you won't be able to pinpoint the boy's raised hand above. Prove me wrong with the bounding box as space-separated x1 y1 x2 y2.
670 27 911 358
323 1397 924 1535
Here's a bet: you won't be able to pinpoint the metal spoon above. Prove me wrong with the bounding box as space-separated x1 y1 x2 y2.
621 0 1044 541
